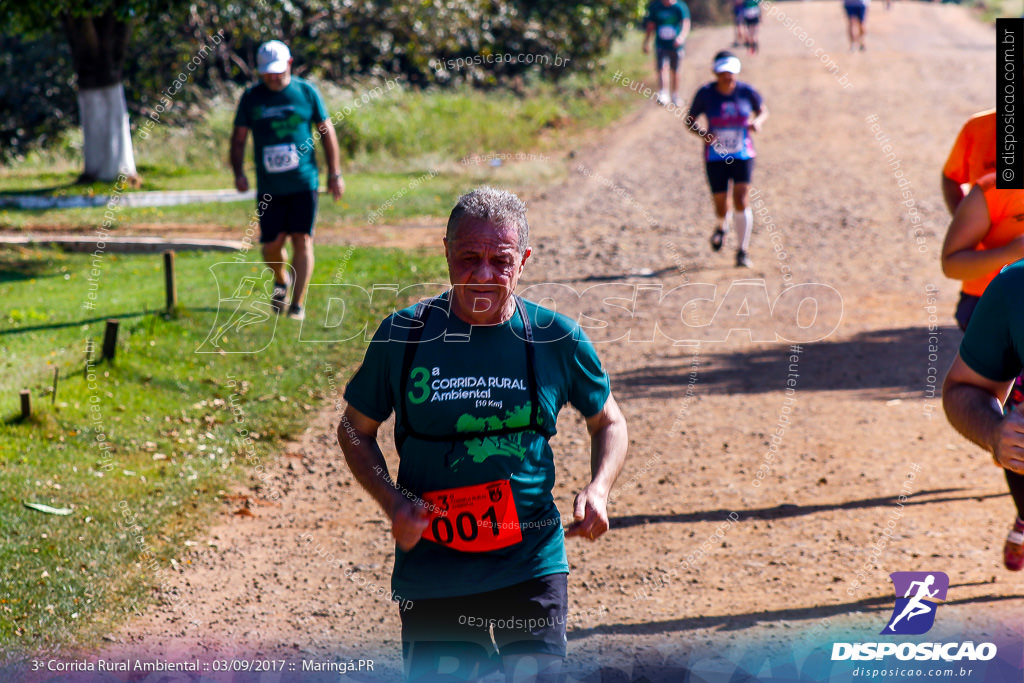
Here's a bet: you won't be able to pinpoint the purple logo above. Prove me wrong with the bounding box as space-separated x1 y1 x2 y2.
882 572 948 635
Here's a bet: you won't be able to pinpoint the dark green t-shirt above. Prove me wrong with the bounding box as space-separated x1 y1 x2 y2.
960 261 1024 381
344 293 611 600
233 77 328 195
645 1 691 50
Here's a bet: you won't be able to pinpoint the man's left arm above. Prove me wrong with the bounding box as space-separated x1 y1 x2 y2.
677 18 691 46
565 394 628 542
316 118 344 200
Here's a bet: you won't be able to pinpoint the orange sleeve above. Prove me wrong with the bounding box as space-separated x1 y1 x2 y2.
942 122 972 184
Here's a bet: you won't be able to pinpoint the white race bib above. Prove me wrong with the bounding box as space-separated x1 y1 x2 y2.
743 6 760 18
658 25 678 40
714 128 745 155
263 143 300 173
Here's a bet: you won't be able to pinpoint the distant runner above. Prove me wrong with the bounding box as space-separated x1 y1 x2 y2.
642 0 691 106
686 51 768 268
733 0 749 48
844 0 870 51
942 109 997 215
230 40 344 321
740 0 762 55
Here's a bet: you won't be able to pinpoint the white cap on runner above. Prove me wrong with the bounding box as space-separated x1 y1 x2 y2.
713 56 742 74
258 41 292 74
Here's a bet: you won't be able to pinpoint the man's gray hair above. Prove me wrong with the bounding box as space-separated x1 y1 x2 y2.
445 187 529 254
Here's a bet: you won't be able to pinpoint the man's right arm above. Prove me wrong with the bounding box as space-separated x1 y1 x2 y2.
230 126 250 193
943 354 1024 474
338 405 430 550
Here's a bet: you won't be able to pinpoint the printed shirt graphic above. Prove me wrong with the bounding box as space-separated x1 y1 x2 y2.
233 77 328 195
645 1 690 49
344 293 611 600
960 173 1024 297
688 82 763 162
882 572 948 635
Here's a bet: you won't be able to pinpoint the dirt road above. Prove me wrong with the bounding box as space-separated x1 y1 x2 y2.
99 3 1020 680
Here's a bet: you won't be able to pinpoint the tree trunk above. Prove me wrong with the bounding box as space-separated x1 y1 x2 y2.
62 11 138 183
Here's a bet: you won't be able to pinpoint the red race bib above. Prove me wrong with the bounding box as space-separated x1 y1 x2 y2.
420 480 522 552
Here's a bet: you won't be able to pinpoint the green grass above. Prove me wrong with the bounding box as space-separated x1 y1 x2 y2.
0 244 447 659
0 31 651 229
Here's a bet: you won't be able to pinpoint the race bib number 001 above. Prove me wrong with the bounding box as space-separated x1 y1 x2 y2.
420 479 522 552
657 25 678 40
263 143 300 173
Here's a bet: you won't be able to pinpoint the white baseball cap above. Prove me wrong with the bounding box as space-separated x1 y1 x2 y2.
257 41 291 74
713 55 742 74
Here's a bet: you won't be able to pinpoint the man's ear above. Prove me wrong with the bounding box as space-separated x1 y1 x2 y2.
521 247 532 264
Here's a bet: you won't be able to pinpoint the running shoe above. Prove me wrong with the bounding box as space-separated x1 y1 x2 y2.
287 304 305 321
1004 528 1024 571
736 249 753 268
657 90 670 106
271 282 288 314
671 94 680 107
710 227 726 252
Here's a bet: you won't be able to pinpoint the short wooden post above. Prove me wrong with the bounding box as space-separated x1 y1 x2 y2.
20 390 30 419
163 250 177 311
102 319 119 361
52 367 59 405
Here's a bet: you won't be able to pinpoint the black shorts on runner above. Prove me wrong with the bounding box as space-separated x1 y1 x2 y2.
258 189 318 244
705 158 754 194
954 291 981 332
401 573 568 681
656 46 684 71
844 4 867 21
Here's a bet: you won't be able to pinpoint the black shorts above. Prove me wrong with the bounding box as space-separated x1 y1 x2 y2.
258 189 318 243
844 4 867 21
705 158 754 194
955 291 980 332
401 573 568 681
656 46 684 71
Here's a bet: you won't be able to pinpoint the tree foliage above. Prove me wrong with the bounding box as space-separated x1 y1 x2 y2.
1 0 647 161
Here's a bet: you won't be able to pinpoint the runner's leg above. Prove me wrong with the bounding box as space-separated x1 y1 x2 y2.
290 233 314 308
262 234 289 287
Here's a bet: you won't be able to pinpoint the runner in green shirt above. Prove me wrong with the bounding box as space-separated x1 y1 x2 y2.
339 187 629 681
230 40 344 320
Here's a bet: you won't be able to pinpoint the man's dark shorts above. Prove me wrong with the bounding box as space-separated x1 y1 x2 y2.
844 4 867 21
259 189 318 244
955 291 981 332
656 46 684 71
401 573 568 681
706 158 754 194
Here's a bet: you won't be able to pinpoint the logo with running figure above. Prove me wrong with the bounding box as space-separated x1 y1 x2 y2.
882 572 948 635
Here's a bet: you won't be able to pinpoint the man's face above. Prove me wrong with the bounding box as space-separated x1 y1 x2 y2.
260 63 292 92
444 218 530 326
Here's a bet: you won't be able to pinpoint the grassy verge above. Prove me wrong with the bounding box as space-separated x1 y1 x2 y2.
0 31 651 230
0 244 447 659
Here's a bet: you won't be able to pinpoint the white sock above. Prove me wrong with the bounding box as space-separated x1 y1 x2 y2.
721 211 733 234
734 208 753 251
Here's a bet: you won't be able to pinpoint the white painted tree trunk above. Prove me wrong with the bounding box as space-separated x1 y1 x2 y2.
78 83 137 181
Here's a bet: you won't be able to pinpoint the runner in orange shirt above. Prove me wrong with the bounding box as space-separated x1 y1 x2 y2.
941 172 1024 571
941 109 996 215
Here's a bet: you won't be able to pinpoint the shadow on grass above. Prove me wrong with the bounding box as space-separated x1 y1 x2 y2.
0 308 221 336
